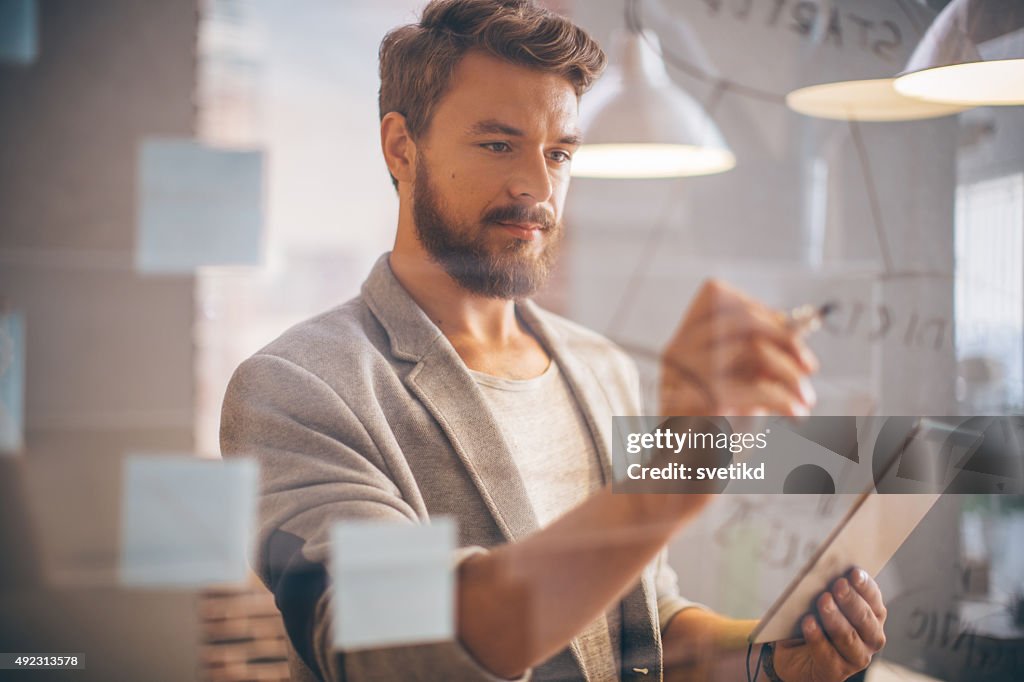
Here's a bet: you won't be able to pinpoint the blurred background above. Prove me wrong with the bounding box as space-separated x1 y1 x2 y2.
0 0 1022 680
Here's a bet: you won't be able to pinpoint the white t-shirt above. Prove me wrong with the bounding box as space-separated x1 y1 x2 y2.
471 360 622 681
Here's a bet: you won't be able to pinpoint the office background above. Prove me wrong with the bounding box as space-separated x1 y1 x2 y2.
1 1 1022 680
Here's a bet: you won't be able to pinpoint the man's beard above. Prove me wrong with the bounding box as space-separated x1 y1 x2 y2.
412 156 563 300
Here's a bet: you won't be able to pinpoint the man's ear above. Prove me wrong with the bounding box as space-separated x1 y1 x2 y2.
380 112 417 186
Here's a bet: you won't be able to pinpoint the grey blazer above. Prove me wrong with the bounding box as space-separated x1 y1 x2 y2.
221 254 688 682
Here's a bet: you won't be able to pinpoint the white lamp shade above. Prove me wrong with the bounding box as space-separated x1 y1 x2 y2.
787 78 967 122
895 0 1024 106
573 30 735 179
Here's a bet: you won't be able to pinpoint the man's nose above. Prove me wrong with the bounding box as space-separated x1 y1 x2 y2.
507 149 554 204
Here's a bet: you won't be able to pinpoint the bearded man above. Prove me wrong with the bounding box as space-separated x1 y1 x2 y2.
221 1 887 680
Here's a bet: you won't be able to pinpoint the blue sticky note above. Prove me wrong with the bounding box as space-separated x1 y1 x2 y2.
0 311 25 454
136 138 264 274
331 518 456 650
120 454 259 588
0 0 38 65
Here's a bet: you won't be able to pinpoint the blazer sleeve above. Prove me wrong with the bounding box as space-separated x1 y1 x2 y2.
221 353 530 682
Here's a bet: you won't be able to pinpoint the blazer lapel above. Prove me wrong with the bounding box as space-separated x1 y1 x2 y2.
405 341 540 542
520 301 663 682
361 254 538 543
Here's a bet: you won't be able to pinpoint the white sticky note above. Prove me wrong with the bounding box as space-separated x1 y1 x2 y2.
331 518 456 650
119 454 258 588
0 0 37 65
0 311 25 455
136 138 264 274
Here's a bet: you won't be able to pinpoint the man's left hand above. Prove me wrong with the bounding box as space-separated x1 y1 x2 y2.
772 567 887 682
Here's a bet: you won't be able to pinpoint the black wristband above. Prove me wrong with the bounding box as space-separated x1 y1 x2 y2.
762 643 785 682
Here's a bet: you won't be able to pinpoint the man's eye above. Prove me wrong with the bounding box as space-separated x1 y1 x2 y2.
549 150 572 163
482 142 511 153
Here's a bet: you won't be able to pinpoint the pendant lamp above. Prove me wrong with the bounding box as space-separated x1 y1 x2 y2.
786 0 968 122
786 77 968 122
894 0 1024 106
572 27 735 179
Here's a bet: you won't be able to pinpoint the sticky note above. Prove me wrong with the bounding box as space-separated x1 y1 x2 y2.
119 454 258 587
0 311 25 455
0 0 37 65
136 138 264 274
331 518 456 650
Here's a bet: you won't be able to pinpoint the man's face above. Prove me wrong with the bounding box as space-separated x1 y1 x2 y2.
411 50 581 299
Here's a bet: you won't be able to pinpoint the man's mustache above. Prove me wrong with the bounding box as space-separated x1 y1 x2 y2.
483 205 557 230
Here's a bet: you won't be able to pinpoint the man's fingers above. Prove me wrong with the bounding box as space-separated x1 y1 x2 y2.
817 592 874 670
660 348 811 417
684 278 760 321
659 277 824 416
849 568 888 624
730 338 816 409
661 352 815 417
665 281 750 351
677 302 780 350
800 615 847 679
705 336 814 415
679 302 819 376
672 280 789 351
707 305 819 375
832 577 887 651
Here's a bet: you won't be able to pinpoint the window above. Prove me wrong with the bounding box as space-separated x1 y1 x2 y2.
955 172 1024 412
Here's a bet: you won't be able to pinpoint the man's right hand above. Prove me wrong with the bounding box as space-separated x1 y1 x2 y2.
659 279 819 417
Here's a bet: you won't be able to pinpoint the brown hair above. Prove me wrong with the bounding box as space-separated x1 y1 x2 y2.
378 0 606 188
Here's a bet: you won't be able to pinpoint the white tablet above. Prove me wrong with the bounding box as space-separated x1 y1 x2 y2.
748 490 940 643
750 417 948 643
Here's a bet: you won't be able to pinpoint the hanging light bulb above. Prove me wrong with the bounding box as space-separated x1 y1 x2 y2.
894 0 1024 106
572 26 735 179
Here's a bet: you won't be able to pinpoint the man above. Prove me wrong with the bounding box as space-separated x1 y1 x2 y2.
221 1 887 680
